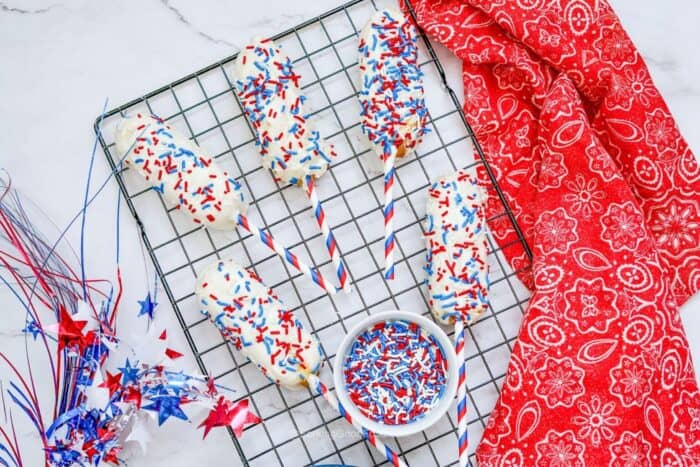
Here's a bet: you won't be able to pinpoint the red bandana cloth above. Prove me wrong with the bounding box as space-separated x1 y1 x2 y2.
408 0 700 464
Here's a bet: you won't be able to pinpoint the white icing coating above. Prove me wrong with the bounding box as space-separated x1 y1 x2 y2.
114 114 247 230
358 8 428 159
196 259 322 389
232 38 335 186
425 169 490 325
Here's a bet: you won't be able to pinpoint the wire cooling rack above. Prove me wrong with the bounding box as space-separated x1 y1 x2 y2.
95 0 532 465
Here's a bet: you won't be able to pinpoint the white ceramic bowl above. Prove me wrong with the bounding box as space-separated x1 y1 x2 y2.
333 310 457 437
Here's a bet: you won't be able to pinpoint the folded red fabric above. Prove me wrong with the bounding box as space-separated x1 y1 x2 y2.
411 0 699 303
409 0 700 463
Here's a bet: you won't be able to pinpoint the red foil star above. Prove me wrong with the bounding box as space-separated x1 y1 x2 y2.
99 371 123 397
57 305 88 351
198 397 260 439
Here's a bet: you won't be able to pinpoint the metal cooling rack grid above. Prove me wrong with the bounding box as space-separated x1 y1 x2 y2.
95 0 532 465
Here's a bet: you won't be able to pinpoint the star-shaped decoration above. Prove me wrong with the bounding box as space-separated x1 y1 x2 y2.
137 293 158 320
22 319 43 340
118 359 140 386
143 395 188 426
199 397 260 438
56 305 88 351
98 371 123 398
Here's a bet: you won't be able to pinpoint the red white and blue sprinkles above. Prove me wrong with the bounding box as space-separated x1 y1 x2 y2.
359 9 429 280
196 259 322 388
343 319 448 425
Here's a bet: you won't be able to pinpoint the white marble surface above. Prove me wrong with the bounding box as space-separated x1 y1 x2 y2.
1 0 699 466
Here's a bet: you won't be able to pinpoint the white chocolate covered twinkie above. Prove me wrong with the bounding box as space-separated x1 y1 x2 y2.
425 169 490 325
232 38 336 186
196 259 322 389
114 114 247 230
358 9 428 159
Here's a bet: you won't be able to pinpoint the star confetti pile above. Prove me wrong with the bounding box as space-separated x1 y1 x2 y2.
0 170 258 466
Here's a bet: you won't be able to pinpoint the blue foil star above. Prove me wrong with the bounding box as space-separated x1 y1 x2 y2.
118 359 140 385
22 319 42 340
137 292 158 320
143 395 188 426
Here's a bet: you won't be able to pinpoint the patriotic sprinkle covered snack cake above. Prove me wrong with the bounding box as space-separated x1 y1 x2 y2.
359 8 429 279
196 259 322 389
232 38 335 186
425 169 489 325
359 8 428 160
232 38 350 293
115 114 247 230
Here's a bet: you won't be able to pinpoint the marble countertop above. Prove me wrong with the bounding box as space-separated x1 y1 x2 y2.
1 0 699 466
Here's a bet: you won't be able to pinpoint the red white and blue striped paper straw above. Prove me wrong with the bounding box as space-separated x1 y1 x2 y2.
454 319 468 466
305 374 406 467
236 213 337 295
304 175 350 293
383 153 396 280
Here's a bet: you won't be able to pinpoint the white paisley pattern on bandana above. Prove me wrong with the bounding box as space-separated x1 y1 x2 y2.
410 0 700 463
412 0 699 302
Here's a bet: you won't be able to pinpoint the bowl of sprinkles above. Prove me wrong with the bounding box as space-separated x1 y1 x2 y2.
334 310 457 437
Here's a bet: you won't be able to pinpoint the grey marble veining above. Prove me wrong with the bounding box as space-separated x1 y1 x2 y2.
0 1 698 466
